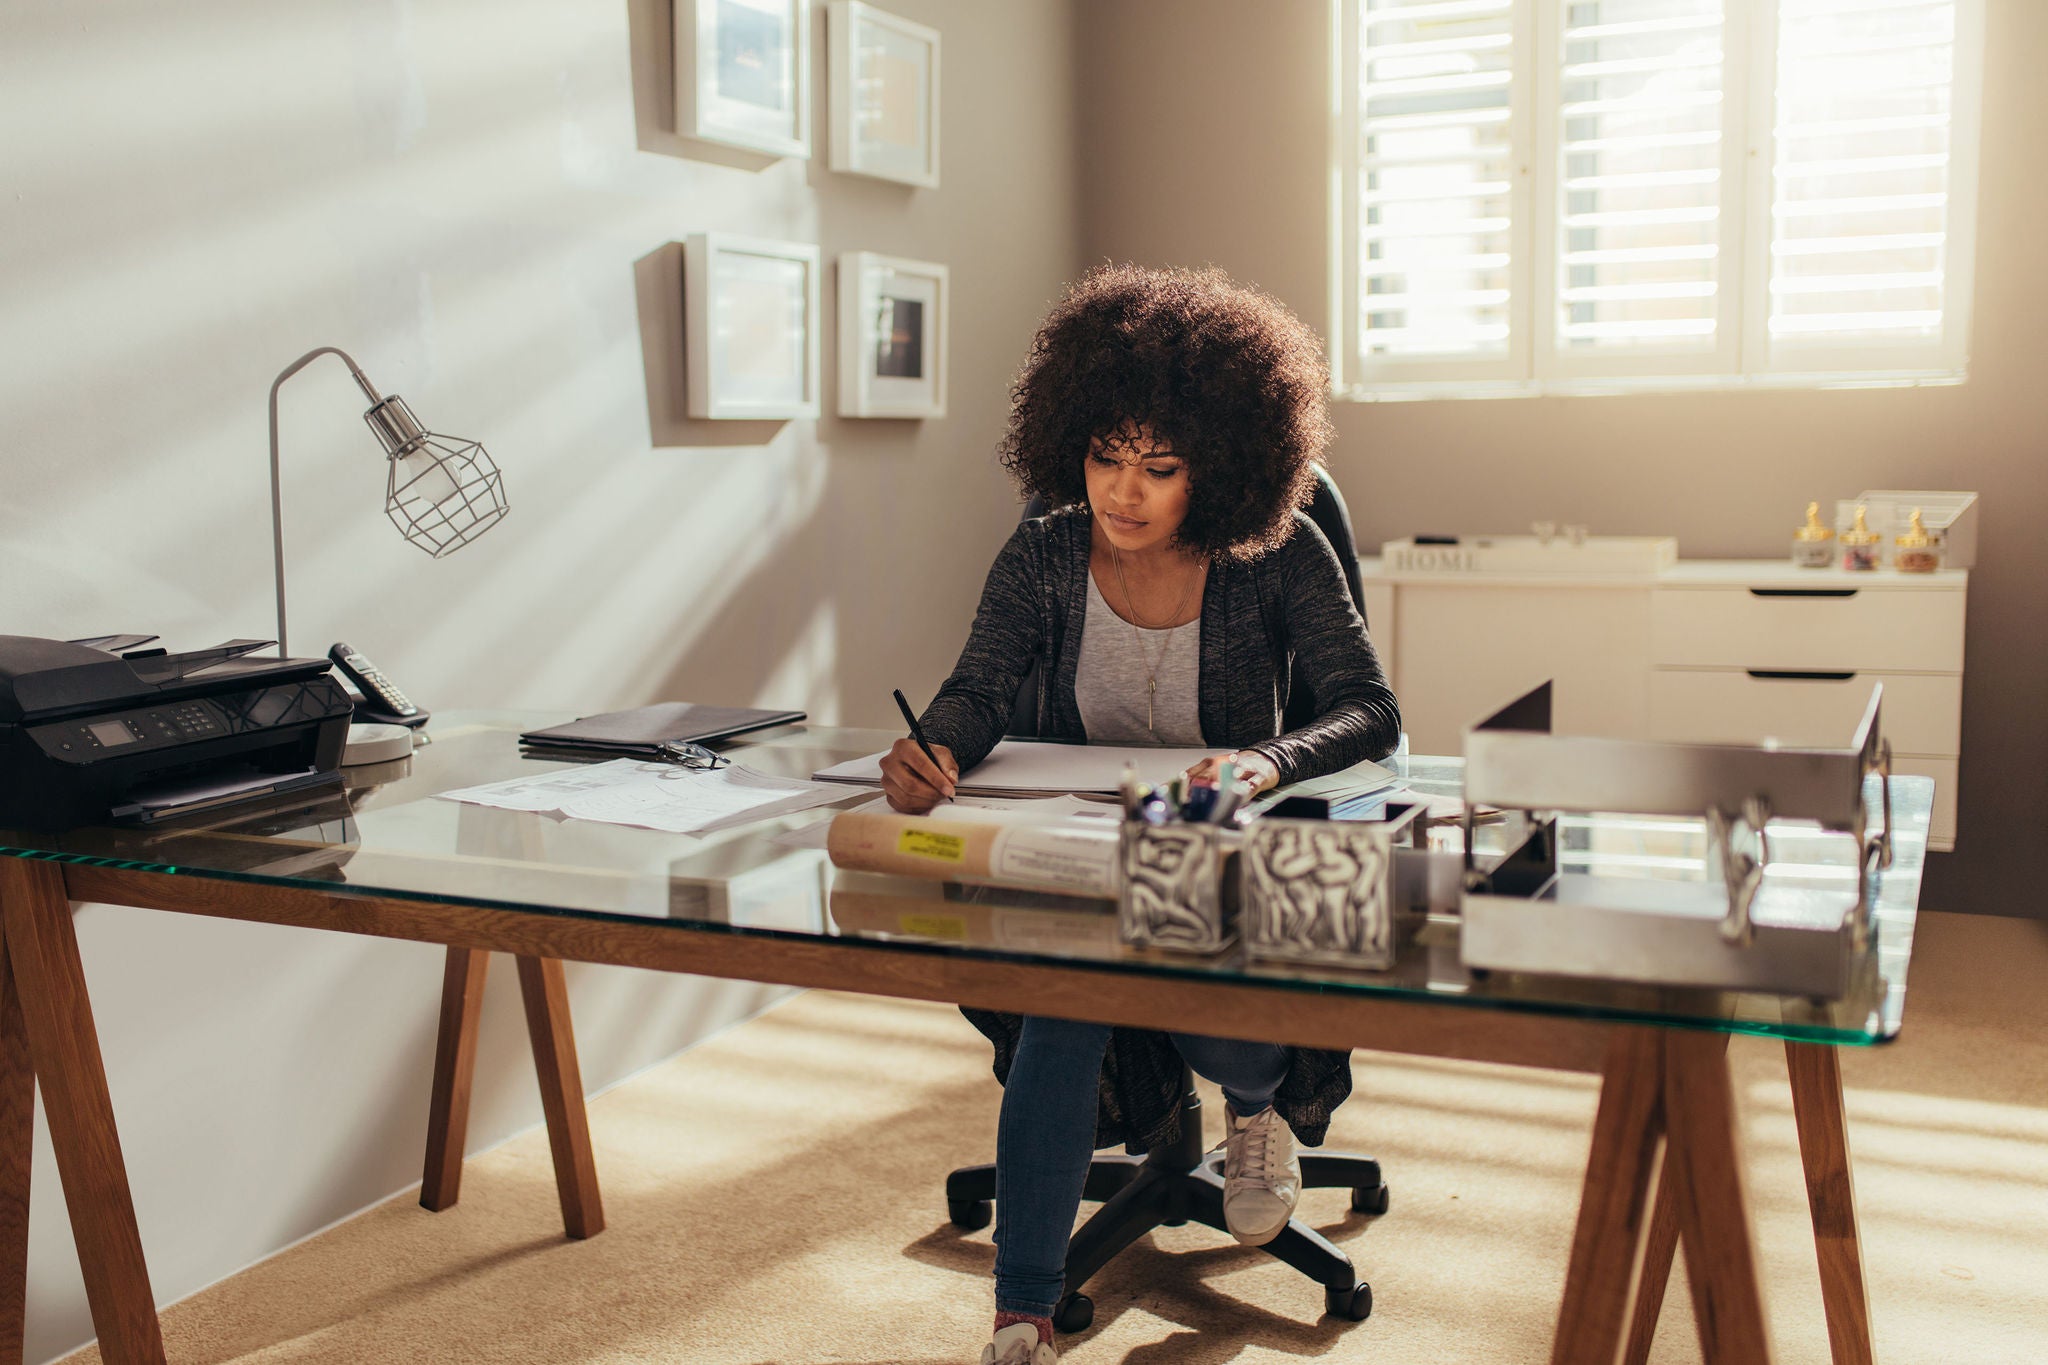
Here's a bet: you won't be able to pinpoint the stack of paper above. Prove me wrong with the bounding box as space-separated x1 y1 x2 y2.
439 760 851 836
813 739 1397 807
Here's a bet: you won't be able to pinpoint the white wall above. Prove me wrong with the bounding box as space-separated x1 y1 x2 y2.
0 2 1081 1358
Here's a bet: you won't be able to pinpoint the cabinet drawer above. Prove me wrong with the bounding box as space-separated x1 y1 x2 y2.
1648 670 1961 756
1651 586 1965 672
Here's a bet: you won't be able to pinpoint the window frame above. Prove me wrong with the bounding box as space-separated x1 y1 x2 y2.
1328 0 1986 401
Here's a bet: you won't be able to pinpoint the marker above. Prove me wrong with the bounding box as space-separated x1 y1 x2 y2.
891 688 953 803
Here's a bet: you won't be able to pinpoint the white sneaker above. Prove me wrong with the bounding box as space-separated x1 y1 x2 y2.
1219 1103 1301 1246
979 1322 1057 1364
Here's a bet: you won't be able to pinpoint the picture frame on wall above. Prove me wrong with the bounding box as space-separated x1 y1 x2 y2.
838 252 947 418
676 0 811 159
685 233 822 420
827 2 940 188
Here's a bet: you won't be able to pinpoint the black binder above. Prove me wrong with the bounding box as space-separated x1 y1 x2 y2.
518 702 805 757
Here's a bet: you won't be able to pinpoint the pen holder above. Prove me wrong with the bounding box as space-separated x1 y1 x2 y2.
1117 822 1241 953
1241 803 1424 970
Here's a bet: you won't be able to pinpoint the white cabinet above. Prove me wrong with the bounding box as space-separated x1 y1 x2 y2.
1359 558 1967 851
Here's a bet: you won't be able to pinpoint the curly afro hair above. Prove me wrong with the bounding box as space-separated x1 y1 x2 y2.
997 263 1334 560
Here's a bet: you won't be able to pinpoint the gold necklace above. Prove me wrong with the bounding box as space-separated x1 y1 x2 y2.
1110 544 1202 733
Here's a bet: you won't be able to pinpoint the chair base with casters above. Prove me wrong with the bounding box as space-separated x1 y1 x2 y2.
945 1065 1387 1332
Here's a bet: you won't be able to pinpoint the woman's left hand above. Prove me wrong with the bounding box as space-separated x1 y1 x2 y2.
1184 749 1280 794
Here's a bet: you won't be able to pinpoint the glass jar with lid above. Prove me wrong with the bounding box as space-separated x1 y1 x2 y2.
1840 505 1882 571
1791 502 1835 568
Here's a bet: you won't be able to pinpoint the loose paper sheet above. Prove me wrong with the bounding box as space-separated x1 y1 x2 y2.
438 760 851 836
815 740 1229 796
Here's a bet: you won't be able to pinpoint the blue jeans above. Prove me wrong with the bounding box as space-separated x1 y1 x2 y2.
991 1014 1289 1316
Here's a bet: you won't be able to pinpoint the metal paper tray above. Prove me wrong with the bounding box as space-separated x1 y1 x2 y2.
1462 682 1882 832
1461 873 1867 999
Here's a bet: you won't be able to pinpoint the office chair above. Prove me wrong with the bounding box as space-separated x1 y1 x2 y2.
950 464 1387 1329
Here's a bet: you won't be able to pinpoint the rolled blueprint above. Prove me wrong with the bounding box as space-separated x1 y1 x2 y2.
826 807 1120 898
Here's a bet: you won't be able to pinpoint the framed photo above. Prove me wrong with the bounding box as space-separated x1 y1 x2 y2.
676 0 811 159
838 252 947 418
827 2 939 187
685 234 821 420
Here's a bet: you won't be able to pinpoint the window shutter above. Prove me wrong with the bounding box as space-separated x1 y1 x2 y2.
1765 0 1964 360
1549 0 1731 361
1356 0 1522 364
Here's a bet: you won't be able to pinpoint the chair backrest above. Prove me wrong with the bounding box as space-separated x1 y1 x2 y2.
1004 466 1366 739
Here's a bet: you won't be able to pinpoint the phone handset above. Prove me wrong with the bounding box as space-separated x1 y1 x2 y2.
328 643 430 728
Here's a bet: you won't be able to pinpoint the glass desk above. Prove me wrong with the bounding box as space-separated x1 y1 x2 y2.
0 716 1930 1365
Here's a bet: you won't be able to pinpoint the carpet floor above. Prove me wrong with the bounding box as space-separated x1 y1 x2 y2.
59 910 2048 1364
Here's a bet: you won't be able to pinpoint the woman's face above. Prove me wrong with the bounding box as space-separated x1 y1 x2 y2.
1084 422 1190 556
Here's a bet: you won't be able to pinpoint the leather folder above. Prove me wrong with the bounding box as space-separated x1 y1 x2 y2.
518 702 805 756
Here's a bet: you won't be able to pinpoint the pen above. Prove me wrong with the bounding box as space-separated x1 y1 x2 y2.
891 688 953 803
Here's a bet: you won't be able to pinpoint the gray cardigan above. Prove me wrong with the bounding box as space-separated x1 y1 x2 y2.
921 506 1401 781
925 506 1402 1152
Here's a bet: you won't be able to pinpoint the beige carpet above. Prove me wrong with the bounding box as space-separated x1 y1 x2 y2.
60 910 2048 1364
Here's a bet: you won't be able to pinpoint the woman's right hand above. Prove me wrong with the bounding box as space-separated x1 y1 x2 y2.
879 738 959 813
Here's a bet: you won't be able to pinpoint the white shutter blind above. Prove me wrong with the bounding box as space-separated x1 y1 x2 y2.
1358 0 1519 360
1766 0 1959 352
1554 0 1728 354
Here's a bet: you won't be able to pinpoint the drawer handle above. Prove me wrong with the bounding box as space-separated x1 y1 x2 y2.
1748 588 1858 599
1746 669 1857 682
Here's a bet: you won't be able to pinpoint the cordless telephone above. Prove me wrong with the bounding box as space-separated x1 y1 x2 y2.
327 643 429 728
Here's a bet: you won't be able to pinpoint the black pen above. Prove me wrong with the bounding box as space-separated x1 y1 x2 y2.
892 688 953 803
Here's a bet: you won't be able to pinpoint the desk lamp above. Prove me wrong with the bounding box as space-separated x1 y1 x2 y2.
267 346 509 657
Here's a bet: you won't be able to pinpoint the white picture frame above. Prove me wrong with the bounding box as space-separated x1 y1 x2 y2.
685 233 822 420
675 0 812 159
838 252 947 418
826 2 939 188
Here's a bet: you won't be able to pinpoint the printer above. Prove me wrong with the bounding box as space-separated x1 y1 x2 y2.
0 635 353 829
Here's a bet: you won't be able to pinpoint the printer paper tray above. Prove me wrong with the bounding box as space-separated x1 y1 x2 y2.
109 766 341 826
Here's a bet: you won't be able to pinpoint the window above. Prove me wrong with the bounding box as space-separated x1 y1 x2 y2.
1330 0 1984 397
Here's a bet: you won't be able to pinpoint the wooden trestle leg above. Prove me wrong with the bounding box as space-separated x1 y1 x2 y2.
515 956 603 1239
421 946 491 1212
1553 1027 1774 1365
1786 1041 1875 1365
421 948 603 1239
0 859 165 1364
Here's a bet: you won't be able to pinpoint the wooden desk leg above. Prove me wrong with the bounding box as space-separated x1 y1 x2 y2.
1786 1042 1874 1365
0 860 165 1365
0 921 33 1365
1552 1027 1669 1365
514 957 603 1239
421 947 491 1212
1664 1031 1772 1364
1621 1153 1682 1365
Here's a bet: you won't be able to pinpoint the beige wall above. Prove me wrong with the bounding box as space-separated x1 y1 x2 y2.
0 2 1078 1359
1077 0 2048 917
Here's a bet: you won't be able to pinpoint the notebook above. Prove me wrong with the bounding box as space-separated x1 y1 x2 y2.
519 703 806 756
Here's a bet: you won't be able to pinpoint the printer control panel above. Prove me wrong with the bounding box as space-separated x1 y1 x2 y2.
28 682 344 764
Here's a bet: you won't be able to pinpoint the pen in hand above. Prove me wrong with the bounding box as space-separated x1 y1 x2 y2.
891 688 954 804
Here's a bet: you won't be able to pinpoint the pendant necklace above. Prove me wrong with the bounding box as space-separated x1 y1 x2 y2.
1110 543 1202 734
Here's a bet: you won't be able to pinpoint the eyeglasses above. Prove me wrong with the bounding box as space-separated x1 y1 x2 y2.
655 740 730 770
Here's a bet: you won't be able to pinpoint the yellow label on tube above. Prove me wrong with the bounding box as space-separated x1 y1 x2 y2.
897 828 966 862
901 914 968 941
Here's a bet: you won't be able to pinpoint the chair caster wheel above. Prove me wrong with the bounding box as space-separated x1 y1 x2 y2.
948 1198 991 1230
1325 1279 1373 1321
1053 1292 1094 1334
1351 1182 1390 1215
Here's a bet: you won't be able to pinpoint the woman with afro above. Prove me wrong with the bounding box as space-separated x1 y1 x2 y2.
877 264 1400 1365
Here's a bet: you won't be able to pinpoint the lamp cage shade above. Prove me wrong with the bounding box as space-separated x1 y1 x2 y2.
381 428 511 558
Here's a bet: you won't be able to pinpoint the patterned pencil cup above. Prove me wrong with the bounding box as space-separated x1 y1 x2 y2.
1117 823 1240 953
1242 805 1422 969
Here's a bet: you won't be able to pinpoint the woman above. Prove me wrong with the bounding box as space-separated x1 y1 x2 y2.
878 265 1400 1365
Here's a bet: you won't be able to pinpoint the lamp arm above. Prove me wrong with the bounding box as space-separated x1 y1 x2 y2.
267 347 384 657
